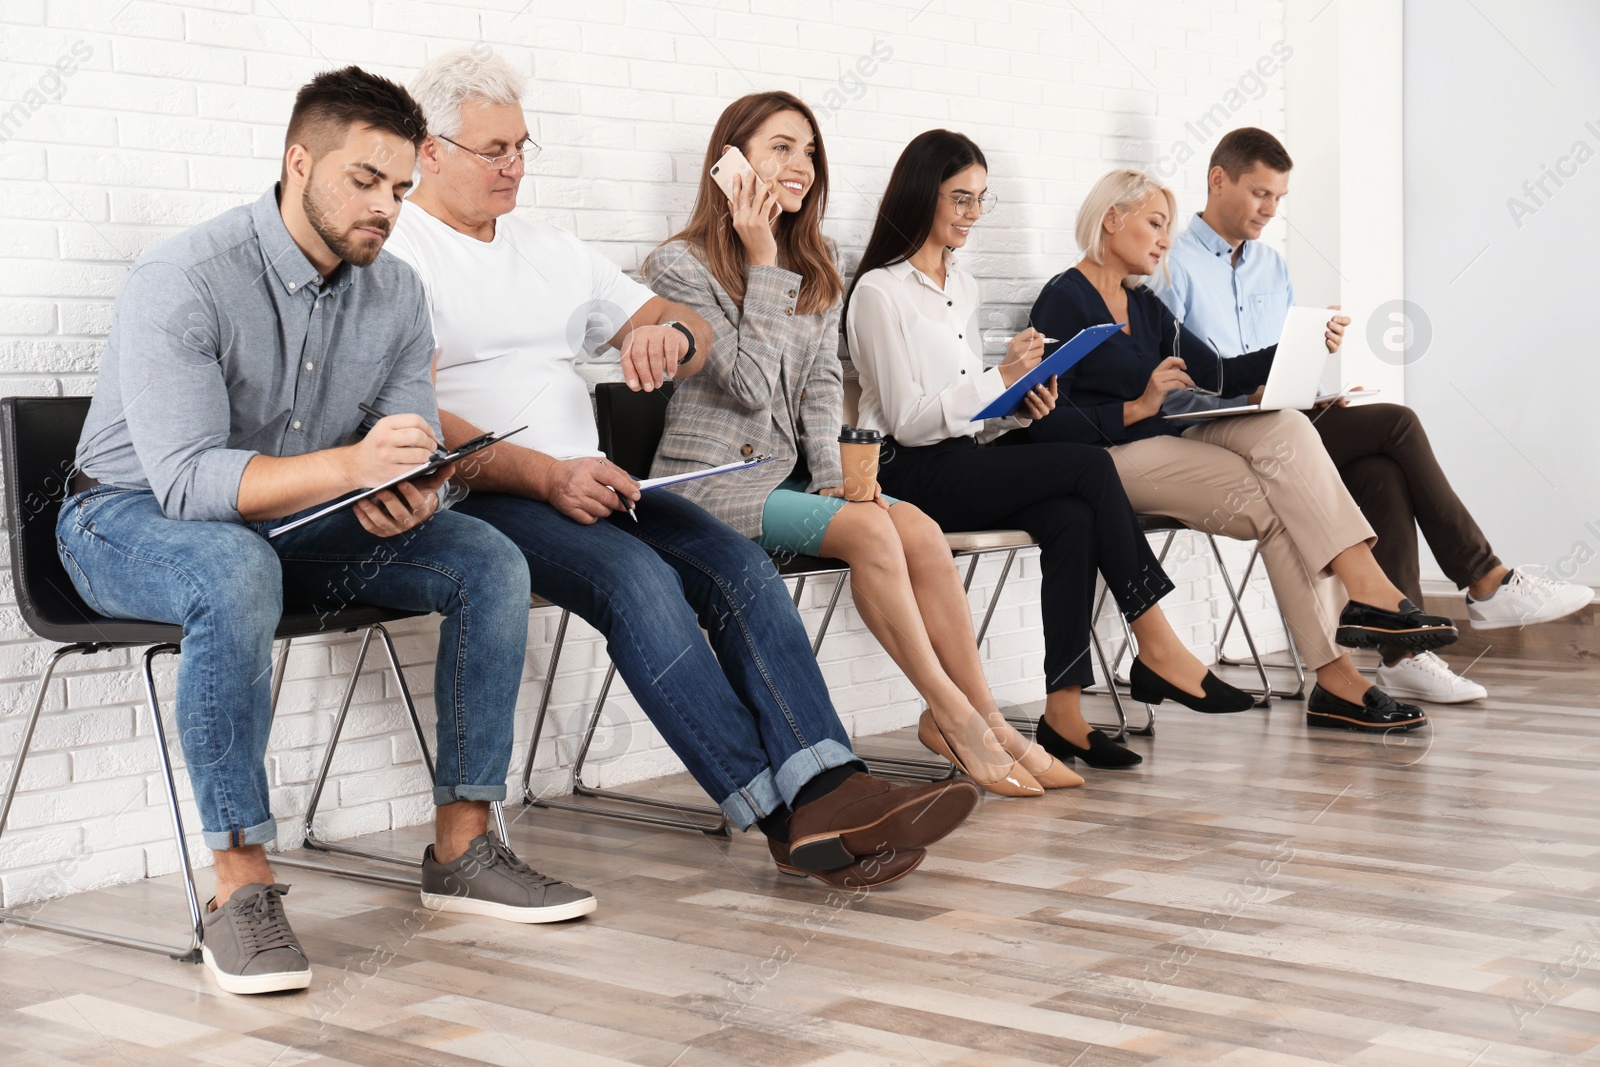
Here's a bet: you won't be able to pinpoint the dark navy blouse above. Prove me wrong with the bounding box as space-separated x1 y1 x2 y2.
1026 267 1276 447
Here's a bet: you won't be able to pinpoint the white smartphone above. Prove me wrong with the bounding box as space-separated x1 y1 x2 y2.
710 145 760 200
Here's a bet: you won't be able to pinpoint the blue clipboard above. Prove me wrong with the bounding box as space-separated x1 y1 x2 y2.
971 322 1125 421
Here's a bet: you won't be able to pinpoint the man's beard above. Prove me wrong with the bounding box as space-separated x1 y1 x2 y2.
302 180 390 268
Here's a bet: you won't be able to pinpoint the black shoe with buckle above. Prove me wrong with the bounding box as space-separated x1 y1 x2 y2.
1306 684 1429 733
1336 598 1458 652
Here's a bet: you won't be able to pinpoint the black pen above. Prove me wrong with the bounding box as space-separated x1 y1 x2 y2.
608 486 639 523
360 401 447 462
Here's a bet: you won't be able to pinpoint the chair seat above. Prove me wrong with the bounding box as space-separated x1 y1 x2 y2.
944 529 1035 552
37 603 426 650
776 553 849 577
1138 514 1191 533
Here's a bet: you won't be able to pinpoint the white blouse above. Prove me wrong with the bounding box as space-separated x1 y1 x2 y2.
845 254 1024 448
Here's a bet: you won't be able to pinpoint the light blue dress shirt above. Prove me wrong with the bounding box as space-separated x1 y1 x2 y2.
75 186 439 523
1152 212 1295 415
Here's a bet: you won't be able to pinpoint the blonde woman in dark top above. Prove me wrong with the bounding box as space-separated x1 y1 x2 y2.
1024 168 1459 734
644 93 1080 796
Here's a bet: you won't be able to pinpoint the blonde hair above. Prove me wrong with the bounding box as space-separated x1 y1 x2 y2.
1074 168 1177 281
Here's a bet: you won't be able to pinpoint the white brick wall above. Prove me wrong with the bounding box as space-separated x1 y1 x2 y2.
0 0 1290 906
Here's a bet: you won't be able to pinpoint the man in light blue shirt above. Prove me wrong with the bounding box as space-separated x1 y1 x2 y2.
1153 127 1592 704
1156 205 1298 390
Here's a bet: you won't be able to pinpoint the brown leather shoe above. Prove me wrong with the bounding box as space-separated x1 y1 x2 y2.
768 839 925 889
785 772 978 872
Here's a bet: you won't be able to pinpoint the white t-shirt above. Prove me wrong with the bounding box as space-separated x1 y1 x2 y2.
385 204 656 459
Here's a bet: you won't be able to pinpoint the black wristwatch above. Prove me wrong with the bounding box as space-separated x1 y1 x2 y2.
665 320 697 366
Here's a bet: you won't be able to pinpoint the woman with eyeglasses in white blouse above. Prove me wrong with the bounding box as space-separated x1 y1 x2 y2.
846 130 1256 771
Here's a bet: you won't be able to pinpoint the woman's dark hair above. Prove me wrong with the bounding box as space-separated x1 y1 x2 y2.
845 129 987 314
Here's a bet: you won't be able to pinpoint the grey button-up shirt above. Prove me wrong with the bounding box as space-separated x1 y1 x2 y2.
75 185 439 522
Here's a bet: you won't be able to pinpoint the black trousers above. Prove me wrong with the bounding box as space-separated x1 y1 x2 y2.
1311 403 1501 660
877 435 1174 691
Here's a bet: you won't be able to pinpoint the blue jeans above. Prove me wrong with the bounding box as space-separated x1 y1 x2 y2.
56 486 531 851
455 489 860 829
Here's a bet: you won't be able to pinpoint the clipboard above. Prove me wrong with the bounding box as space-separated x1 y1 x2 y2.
638 454 777 491
971 323 1124 421
267 425 527 538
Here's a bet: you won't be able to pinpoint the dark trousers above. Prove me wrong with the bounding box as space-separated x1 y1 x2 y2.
1311 402 1500 655
876 435 1174 691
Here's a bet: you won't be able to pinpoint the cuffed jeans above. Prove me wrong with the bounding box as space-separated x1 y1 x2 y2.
454 489 860 829
56 486 531 851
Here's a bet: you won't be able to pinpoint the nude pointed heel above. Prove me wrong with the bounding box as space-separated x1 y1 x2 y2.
917 709 1044 798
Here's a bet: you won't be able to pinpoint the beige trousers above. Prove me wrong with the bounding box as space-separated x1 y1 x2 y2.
1108 409 1375 669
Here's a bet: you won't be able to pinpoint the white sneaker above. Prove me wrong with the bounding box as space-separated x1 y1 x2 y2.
1374 651 1487 704
1467 566 1595 630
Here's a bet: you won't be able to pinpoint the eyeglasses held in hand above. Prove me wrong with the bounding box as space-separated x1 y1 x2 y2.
435 133 542 170
1170 322 1226 397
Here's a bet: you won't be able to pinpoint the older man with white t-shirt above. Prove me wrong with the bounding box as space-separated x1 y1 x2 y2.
384 50 978 892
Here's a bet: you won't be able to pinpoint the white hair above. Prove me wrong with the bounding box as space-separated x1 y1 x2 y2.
1074 168 1177 278
409 46 525 140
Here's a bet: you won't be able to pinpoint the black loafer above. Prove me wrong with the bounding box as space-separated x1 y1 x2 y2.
1036 717 1142 768
1336 598 1458 652
1306 684 1428 733
1128 658 1256 713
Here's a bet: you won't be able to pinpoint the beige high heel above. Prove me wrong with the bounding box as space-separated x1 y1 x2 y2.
1012 741 1084 789
917 709 1044 797
982 712 1084 788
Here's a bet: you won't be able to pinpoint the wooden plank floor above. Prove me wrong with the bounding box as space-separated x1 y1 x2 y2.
3 654 1599 1066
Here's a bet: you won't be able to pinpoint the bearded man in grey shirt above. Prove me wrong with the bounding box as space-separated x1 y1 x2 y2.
61 67 588 997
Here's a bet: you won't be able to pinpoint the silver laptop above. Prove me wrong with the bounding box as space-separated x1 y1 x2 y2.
1164 306 1331 420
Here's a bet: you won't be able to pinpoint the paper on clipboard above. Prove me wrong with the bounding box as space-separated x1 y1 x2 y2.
267 425 527 538
638 454 777 491
971 323 1124 421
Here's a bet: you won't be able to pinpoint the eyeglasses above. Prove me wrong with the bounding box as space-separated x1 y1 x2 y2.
943 191 998 215
435 133 541 170
1173 326 1225 397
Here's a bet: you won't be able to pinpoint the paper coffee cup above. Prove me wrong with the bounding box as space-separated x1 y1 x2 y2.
838 426 882 502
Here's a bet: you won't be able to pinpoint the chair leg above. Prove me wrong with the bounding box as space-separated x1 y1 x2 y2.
1206 535 1272 707
973 549 1018 647
1213 542 1309 698
0 643 203 963
276 623 507 889
809 573 848 657
1090 626 1138 739
521 608 571 805
532 662 731 836
1216 544 1261 662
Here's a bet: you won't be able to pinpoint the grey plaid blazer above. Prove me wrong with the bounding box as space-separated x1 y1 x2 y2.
641 239 845 539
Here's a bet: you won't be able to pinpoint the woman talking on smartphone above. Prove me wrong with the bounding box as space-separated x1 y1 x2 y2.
845 130 1257 771
642 93 1080 796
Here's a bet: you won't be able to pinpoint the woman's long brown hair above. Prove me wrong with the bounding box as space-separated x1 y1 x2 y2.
671 91 843 316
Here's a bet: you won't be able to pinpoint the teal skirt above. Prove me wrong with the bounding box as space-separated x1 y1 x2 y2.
755 477 901 557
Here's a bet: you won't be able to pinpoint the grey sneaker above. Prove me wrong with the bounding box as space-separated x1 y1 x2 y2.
201 883 311 995
420 834 596 924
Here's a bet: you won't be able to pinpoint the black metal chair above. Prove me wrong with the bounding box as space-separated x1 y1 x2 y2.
0 397 496 962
